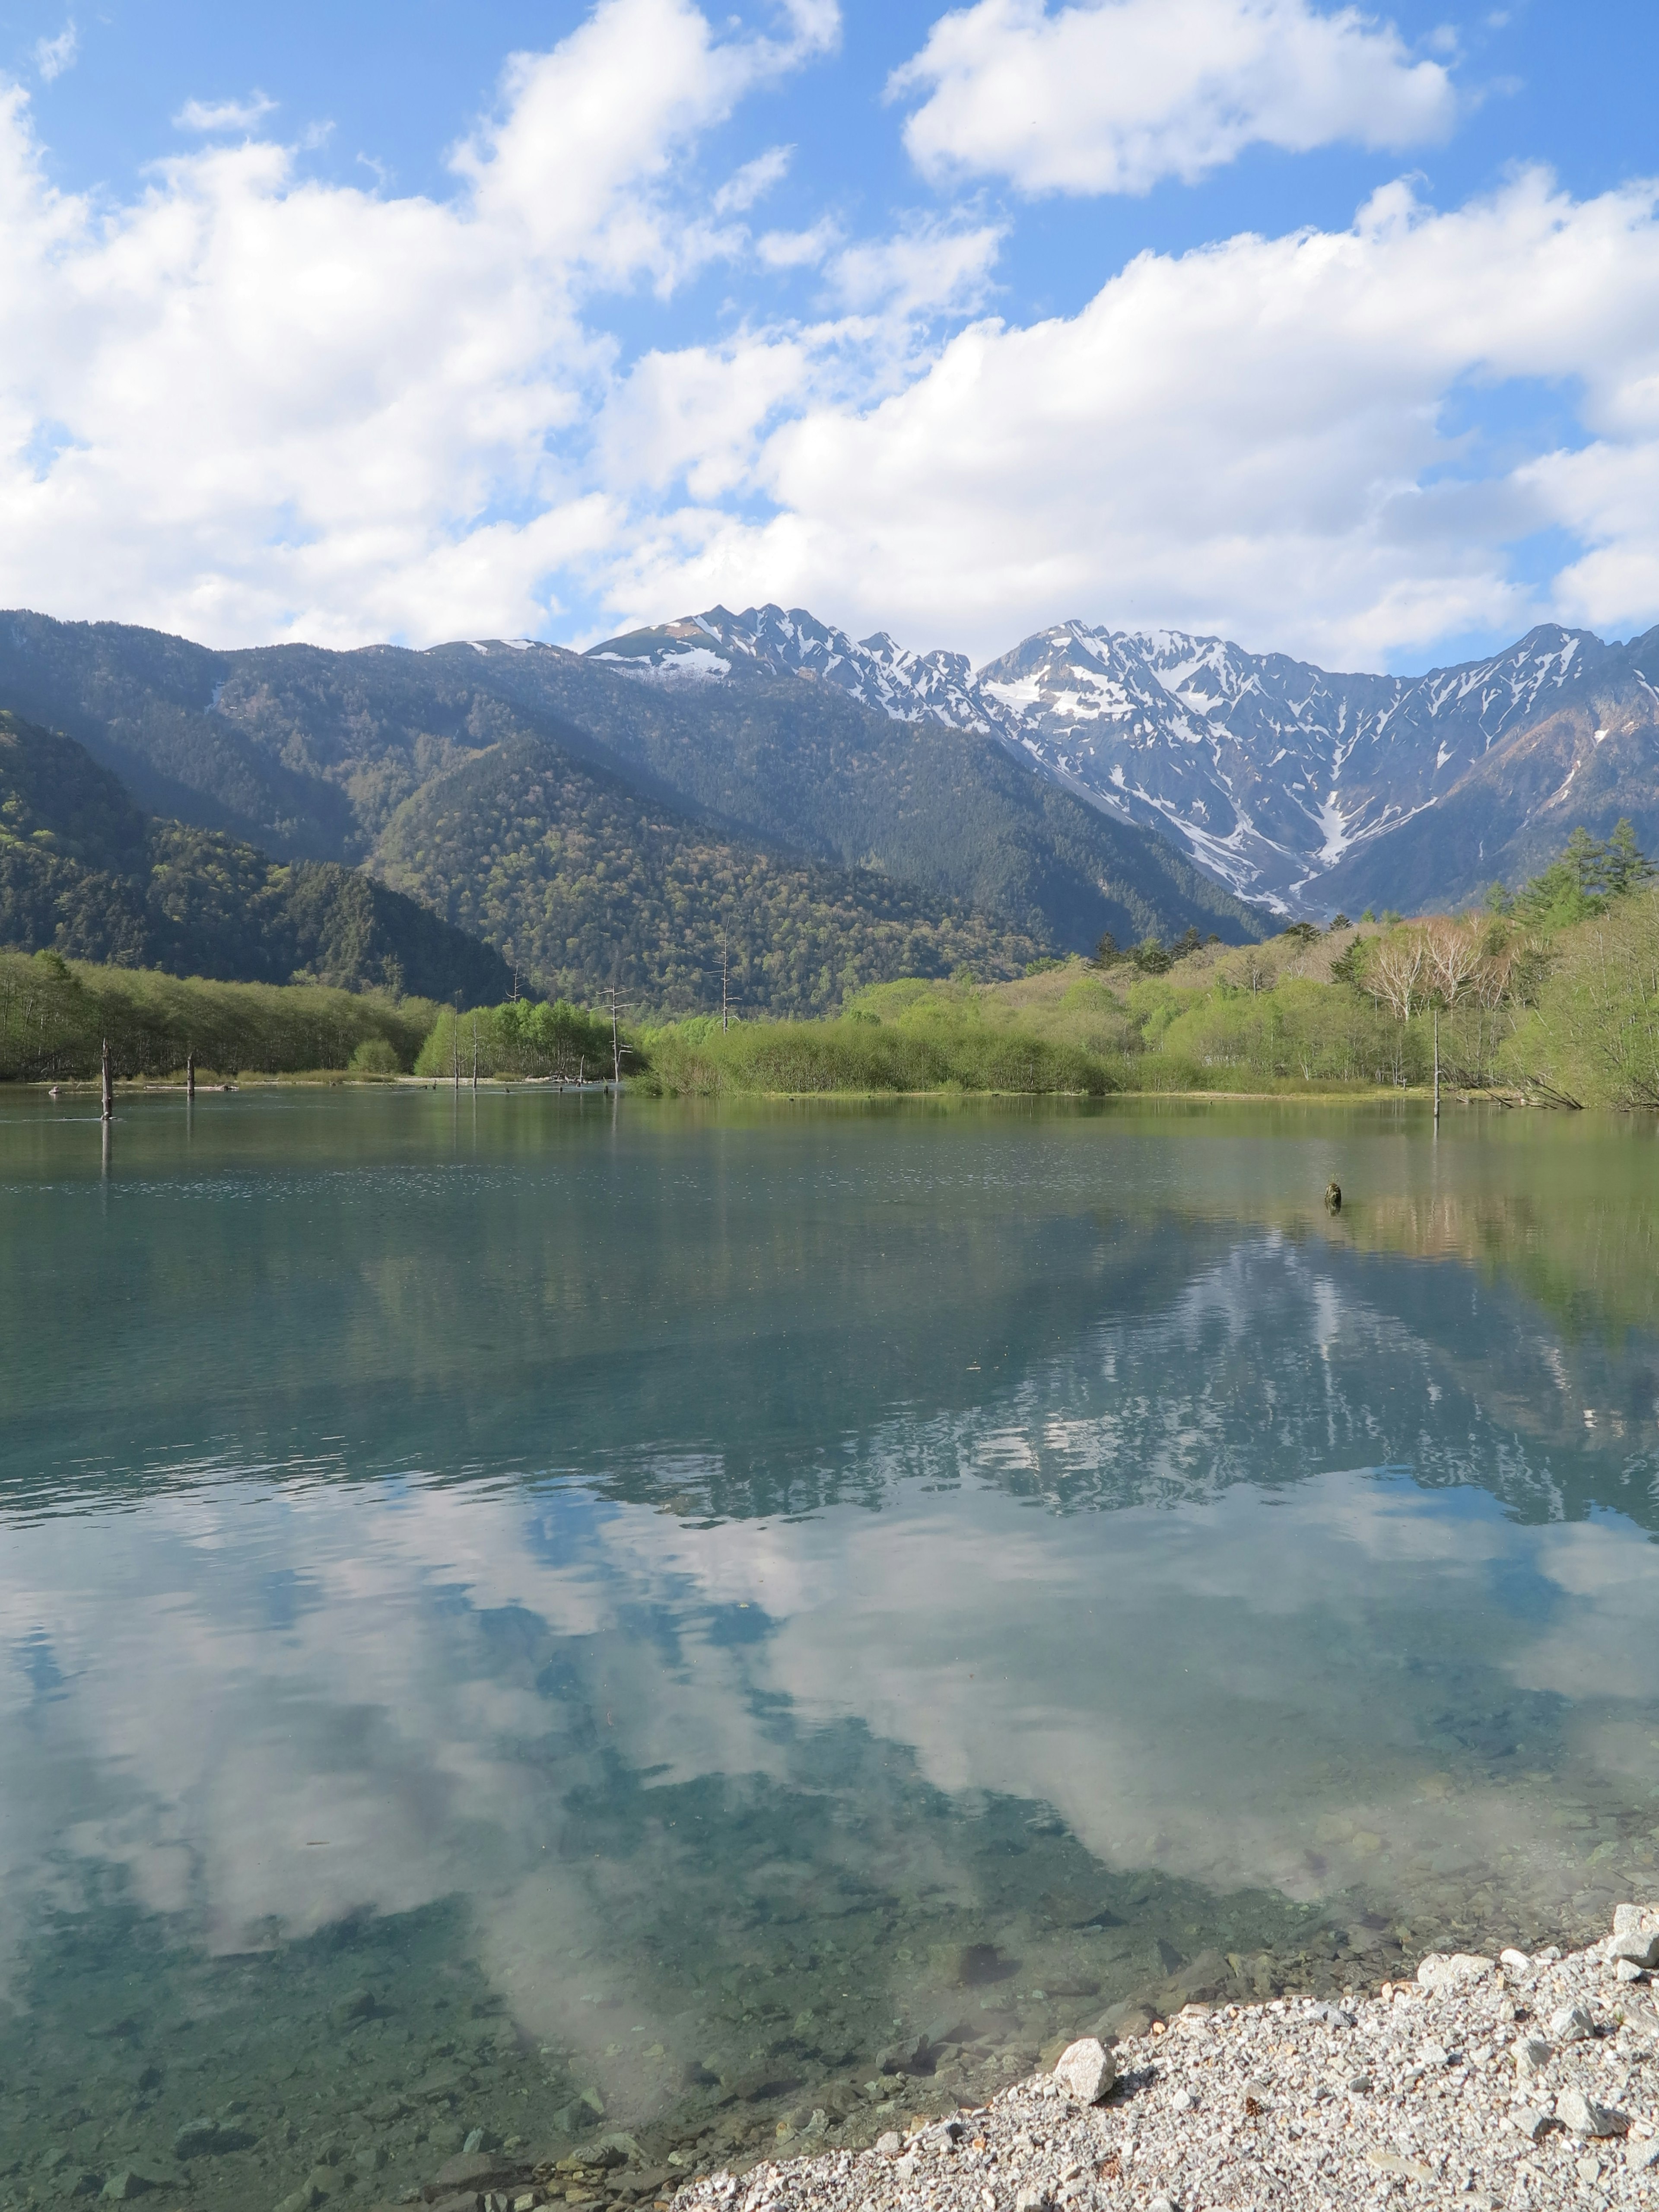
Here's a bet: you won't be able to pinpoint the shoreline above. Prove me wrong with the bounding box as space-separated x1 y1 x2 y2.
9 1077 1511 1105
400 1913 1656 2212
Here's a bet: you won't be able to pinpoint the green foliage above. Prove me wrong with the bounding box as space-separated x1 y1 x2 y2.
1497 883 1659 1106
0 950 435 1081
1157 975 1419 1084
377 734 1046 1018
0 709 509 1001
637 1014 1119 1098
347 1036 403 1076
1486 818 1655 930
415 998 619 1080
1328 934 1370 987
1095 925 1214 975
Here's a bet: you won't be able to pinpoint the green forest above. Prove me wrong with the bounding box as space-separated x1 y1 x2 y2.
638 822 1659 1107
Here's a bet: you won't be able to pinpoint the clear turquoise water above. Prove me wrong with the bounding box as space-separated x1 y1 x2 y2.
3 1090 1658 2202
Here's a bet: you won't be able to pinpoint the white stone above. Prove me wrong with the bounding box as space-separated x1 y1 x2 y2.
1616 1958 1646 1983
1610 1904 1659 1967
1514 2109 1556 2143
1417 1952 1492 1990
1548 2002 1597 2043
1051 2037 1116 2105
1500 1948 1532 1973
1557 2087 1628 2139
1511 2036 1551 2076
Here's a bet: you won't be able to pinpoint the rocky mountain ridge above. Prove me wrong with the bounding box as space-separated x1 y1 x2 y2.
590 607 1659 913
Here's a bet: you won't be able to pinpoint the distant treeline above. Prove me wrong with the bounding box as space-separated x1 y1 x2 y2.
0 951 439 1081
637 1009 1114 1097
416 999 620 1081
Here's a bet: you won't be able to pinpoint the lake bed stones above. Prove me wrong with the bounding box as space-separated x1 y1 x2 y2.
1051 2037 1116 2104
173 2117 255 2160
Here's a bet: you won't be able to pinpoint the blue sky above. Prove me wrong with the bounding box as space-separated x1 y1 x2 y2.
1 0 1658 671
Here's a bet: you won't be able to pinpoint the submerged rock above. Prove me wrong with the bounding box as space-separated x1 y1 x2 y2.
173 2118 255 2160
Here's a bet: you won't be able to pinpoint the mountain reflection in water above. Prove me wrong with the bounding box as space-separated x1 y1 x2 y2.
2 1093 1656 2206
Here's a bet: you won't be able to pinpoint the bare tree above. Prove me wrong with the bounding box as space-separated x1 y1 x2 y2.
1366 933 1426 1024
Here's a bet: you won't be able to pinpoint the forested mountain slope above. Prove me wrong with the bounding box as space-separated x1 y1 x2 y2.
375 735 1044 1015
0 710 510 999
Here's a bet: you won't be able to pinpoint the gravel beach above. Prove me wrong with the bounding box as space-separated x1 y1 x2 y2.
632 1907 1659 2211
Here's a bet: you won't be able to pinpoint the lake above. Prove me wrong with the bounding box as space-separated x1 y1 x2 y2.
4 1089 1658 2202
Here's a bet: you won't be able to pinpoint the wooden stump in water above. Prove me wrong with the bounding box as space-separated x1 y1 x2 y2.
1325 1179 1342 1212
101 1037 112 1123
186 1051 195 1100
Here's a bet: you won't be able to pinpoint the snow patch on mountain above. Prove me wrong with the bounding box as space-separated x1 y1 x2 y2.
585 604 1648 913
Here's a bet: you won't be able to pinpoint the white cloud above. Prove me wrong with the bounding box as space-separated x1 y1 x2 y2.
3 0 1659 672
712 142 792 214
610 170 1659 667
830 213 1004 315
32 19 76 81
0 0 839 646
173 92 278 133
890 0 1456 197
754 216 840 269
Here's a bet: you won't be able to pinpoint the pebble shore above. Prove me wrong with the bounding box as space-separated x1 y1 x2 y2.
651 1907 1659 2212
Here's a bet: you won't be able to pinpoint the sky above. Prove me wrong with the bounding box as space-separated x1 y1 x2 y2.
1 0 1658 671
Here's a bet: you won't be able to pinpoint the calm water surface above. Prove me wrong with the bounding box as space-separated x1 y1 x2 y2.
4 1091 1659 2200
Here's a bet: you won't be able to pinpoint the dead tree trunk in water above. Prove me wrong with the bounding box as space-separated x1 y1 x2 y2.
101 1037 113 1122
186 1050 195 1101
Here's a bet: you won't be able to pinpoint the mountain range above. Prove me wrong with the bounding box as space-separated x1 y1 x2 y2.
0 609 1263 1012
592 605 1659 914
5 590 1653 1014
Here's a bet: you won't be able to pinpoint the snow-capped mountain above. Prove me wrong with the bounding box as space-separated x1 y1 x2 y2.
587 605 1002 736
588 607 1659 912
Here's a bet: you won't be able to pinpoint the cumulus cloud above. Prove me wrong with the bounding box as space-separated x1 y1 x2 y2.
890 0 1456 196
32 19 76 81
173 92 278 133
0 0 838 645
612 170 1659 667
